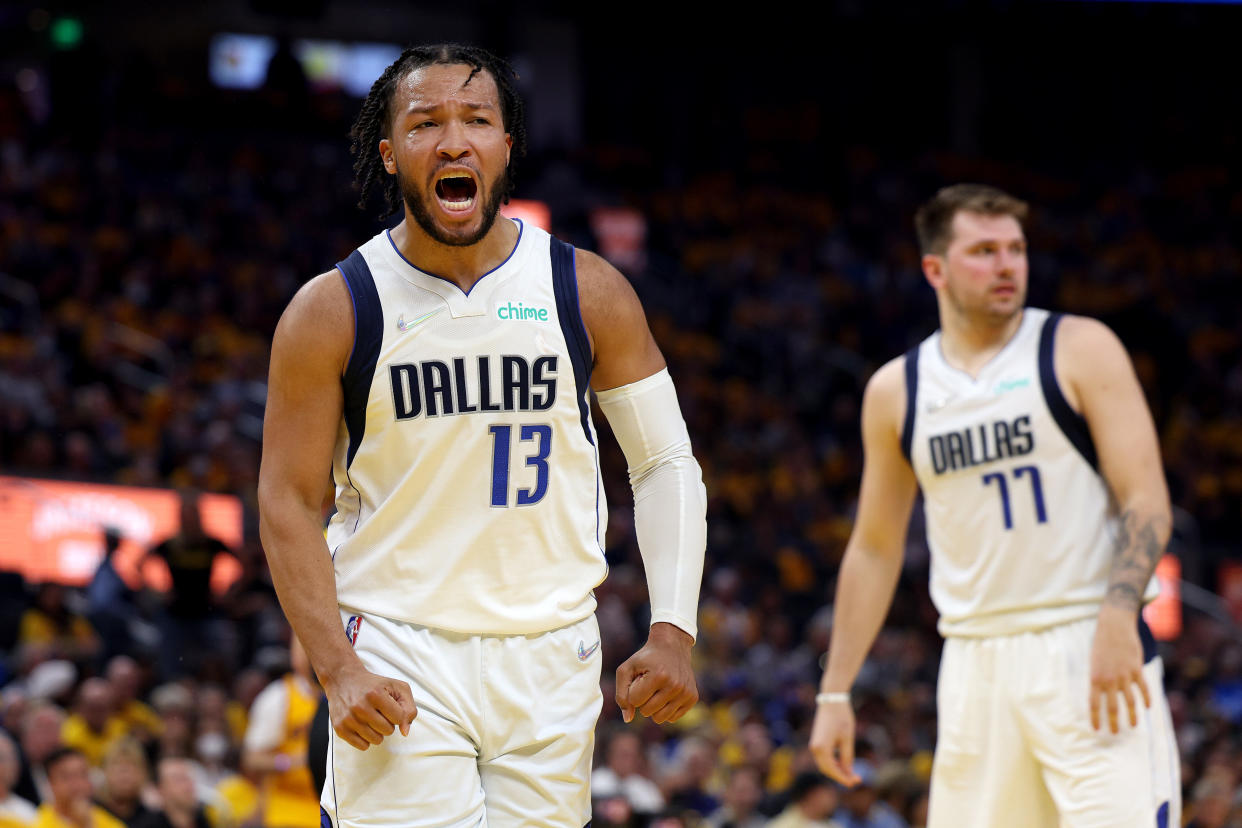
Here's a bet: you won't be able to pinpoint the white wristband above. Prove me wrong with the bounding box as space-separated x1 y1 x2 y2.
815 692 850 705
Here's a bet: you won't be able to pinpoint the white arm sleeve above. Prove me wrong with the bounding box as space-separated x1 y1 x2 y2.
595 368 707 640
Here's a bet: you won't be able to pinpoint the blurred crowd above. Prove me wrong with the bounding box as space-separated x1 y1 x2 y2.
1 48 1241 828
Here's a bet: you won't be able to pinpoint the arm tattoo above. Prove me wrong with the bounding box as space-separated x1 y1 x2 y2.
1104 509 1166 611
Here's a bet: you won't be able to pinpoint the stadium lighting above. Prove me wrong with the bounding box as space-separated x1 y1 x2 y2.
49 16 83 49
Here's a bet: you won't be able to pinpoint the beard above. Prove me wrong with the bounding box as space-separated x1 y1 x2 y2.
398 162 509 248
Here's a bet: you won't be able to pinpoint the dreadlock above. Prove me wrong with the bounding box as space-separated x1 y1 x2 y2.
349 43 527 221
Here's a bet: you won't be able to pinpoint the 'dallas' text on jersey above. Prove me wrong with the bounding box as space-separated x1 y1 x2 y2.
325 222 606 636
903 308 1157 637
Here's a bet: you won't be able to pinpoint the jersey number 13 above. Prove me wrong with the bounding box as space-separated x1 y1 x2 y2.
489 424 552 507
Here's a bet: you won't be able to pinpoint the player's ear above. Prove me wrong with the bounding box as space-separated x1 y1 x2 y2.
504 132 512 165
379 139 397 175
922 253 946 290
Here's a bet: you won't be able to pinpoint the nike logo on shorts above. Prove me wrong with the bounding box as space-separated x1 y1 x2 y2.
577 639 600 661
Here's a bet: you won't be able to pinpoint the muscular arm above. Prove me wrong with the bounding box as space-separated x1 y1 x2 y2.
259 272 358 686
258 272 414 749
576 248 666 390
1057 315 1171 730
1058 316 1171 607
576 249 705 724
812 357 919 784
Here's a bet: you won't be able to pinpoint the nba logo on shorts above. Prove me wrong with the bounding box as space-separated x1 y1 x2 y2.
345 615 363 646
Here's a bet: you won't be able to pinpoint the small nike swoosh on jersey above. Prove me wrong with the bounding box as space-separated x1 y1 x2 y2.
396 307 444 332
926 396 954 412
577 639 601 662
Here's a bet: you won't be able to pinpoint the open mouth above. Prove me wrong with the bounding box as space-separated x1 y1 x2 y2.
434 172 478 212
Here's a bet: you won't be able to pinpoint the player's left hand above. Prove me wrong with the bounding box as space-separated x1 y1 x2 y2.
615 622 698 724
1089 605 1152 734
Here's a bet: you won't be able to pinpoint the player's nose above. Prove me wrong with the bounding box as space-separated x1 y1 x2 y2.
436 119 471 160
996 248 1020 275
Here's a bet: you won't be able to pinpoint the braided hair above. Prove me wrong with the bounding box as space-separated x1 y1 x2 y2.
350 43 527 220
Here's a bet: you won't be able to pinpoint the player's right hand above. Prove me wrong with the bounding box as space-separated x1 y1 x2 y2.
809 698 861 787
325 662 417 751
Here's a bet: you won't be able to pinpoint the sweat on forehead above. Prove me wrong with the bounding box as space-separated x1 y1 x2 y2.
393 64 498 109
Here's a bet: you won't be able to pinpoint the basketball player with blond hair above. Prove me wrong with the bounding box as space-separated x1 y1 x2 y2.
811 184 1180 827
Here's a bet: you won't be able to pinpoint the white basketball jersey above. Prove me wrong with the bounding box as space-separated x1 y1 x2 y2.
904 308 1157 637
324 221 607 635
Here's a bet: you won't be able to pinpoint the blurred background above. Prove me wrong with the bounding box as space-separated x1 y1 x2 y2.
0 1 1240 826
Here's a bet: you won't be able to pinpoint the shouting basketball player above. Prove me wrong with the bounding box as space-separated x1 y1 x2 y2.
258 44 706 828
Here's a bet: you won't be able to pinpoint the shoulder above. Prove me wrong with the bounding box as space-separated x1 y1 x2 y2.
280 270 354 331
249 679 290 713
1053 313 1126 354
271 270 355 375
1051 313 1135 390
1 794 37 819
572 248 642 328
566 247 666 387
862 355 910 426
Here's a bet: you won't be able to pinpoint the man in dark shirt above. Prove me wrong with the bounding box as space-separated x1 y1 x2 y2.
134 757 210 828
142 492 236 679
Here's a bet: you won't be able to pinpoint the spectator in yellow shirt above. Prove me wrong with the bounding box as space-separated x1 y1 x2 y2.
32 748 124 828
60 681 126 768
16 585 100 669
241 638 320 828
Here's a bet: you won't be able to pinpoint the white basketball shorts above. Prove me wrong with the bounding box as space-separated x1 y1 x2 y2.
928 617 1180 828
321 610 603 828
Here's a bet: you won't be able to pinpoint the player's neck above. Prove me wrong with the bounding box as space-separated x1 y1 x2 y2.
938 307 1024 378
390 216 519 293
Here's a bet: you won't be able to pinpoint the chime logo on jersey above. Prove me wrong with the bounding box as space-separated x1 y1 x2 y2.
992 376 1031 396
389 354 558 420
497 301 549 322
345 615 363 646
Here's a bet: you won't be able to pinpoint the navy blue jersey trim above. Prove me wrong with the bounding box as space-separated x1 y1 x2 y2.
336 250 383 468
1037 313 1098 470
385 219 524 297
550 238 594 445
1138 614 1157 664
900 344 919 463
1156 801 1168 828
